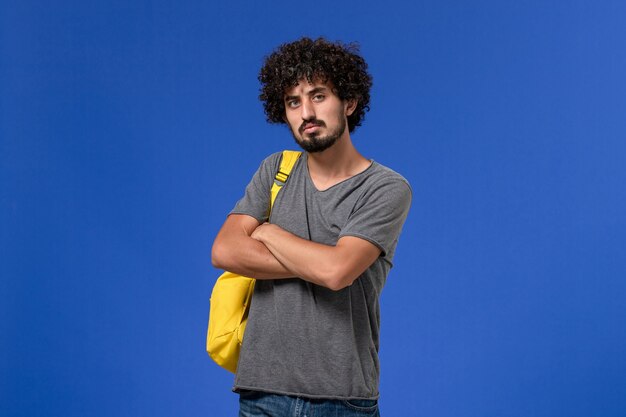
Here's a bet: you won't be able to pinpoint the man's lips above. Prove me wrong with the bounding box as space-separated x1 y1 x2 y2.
300 122 323 134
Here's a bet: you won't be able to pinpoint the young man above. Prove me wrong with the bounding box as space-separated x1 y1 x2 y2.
212 37 411 416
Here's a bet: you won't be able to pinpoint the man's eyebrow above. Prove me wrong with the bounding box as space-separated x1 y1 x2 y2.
308 87 329 95
284 86 330 101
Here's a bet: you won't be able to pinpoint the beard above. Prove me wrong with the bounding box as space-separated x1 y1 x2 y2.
290 112 347 153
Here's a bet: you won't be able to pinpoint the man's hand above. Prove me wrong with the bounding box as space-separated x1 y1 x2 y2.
250 222 277 242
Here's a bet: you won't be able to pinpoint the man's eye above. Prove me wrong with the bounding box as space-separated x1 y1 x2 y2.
312 95 325 102
287 100 299 108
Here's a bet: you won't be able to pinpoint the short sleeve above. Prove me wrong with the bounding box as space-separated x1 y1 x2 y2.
339 175 412 259
229 152 282 223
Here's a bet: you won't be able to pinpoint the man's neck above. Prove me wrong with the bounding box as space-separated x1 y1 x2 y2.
306 134 371 191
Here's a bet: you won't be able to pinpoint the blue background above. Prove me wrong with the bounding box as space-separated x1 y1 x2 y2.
2 1 625 416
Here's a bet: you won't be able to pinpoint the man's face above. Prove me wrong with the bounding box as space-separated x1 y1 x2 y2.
283 79 354 153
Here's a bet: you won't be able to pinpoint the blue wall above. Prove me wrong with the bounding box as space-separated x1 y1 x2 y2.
2 1 625 416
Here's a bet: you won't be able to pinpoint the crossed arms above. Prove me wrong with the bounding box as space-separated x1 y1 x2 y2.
211 214 381 291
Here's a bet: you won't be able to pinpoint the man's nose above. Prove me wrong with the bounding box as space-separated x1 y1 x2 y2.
301 100 315 120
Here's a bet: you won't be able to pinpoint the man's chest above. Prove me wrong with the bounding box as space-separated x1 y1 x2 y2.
269 171 364 245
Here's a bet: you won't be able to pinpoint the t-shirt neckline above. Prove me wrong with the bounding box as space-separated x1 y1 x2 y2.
302 153 376 193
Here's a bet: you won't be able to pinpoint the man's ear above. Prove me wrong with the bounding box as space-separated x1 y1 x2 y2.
345 98 358 116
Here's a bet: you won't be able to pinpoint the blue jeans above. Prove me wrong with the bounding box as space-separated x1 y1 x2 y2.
239 390 380 417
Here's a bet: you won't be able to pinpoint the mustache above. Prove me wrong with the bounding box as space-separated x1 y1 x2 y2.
298 119 326 134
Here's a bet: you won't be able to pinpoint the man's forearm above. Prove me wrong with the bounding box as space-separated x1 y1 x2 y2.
211 215 296 279
254 226 335 287
250 223 380 290
213 237 295 279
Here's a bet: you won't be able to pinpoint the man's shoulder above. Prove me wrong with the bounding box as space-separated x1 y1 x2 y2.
259 150 301 168
368 161 412 191
253 151 292 176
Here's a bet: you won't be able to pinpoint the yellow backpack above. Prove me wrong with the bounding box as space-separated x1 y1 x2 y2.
206 150 302 373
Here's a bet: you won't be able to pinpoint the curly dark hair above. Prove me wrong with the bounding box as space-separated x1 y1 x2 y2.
258 37 373 133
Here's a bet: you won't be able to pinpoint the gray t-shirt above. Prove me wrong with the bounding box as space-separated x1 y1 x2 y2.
229 151 411 400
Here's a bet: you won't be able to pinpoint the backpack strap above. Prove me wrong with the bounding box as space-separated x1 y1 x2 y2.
270 150 302 209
